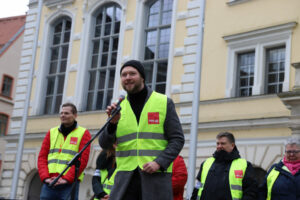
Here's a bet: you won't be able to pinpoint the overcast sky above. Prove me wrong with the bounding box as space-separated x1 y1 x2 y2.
0 0 29 18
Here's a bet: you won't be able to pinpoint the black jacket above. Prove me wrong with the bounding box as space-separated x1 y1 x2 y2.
92 150 116 199
191 147 258 200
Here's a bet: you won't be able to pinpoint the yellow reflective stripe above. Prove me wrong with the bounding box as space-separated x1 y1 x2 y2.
117 132 165 144
103 184 113 190
49 149 77 155
116 149 163 157
117 133 137 144
139 149 162 156
48 159 69 165
231 184 242 191
139 132 165 140
116 150 137 157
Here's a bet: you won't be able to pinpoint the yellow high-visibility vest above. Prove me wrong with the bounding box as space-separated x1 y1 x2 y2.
197 157 247 200
115 91 173 173
48 126 86 181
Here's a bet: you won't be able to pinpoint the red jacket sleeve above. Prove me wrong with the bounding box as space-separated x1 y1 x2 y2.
63 129 91 183
38 131 51 182
172 156 188 195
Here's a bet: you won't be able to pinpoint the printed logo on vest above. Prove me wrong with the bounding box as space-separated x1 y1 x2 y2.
234 170 244 178
70 137 78 145
148 112 159 124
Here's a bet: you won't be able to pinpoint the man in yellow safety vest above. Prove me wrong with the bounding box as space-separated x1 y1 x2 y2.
191 132 258 200
38 103 91 200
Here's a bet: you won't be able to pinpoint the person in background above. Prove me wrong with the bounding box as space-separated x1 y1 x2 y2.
191 132 257 200
38 103 91 200
99 59 185 200
92 145 116 200
258 137 300 200
172 155 188 200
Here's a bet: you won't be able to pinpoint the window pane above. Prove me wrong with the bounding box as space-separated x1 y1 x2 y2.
145 46 155 60
108 69 115 88
86 92 94 111
44 97 52 114
111 52 117 65
103 39 109 52
98 71 106 89
158 43 169 58
46 77 55 95
96 91 104 110
146 30 157 46
266 46 285 94
54 95 62 113
101 54 108 66
95 25 101 37
156 83 166 94
62 46 69 59
54 22 62 33
163 0 173 11
113 38 118 51
237 52 254 97
88 72 96 90
51 48 59 60
157 62 167 82
144 63 154 84
57 75 65 94
65 21 72 31
93 41 100 54
64 31 70 43
150 1 160 14
104 23 111 35
49 61 57 74
1 76 12 97
0 115 8 136
106 90 113 108
53 33 61 45
148 14 159 27
162 11 172 25
60 60 67 73
91 55 98 68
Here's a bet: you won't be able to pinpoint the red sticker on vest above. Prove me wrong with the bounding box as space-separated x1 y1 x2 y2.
234 170 244 178
70 137 78 145
148 112 159 124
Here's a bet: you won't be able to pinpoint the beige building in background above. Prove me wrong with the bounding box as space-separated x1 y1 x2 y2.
0 0 299 199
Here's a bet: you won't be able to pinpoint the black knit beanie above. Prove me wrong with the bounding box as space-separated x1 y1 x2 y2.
120 60 145 80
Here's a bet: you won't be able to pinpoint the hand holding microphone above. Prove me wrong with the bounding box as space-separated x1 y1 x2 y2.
106 95 125 124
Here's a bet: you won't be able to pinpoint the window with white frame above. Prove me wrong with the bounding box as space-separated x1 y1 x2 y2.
85 4 121 111
236 51 255 97
143 0 173 94
224 22 295 98
43 17 71 114
265 46 285 94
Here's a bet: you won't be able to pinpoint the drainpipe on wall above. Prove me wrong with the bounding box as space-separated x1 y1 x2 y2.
185 0 206 199
10 0 43 198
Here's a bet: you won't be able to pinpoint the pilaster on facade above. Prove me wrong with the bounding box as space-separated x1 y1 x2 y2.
10 3 38 135
278 62 300 135
177 0 201 123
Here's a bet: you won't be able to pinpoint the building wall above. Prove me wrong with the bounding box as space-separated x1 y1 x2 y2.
1 0 300 199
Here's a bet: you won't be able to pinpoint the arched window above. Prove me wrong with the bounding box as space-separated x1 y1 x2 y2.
143 0 173 94
43 17 72 114
0 114 8 136
85 4 121 111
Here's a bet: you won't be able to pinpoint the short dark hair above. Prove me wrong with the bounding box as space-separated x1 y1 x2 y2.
216 132 235 144
62 103 77 114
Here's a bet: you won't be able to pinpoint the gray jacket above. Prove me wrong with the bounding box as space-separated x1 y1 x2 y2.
99 87 185 200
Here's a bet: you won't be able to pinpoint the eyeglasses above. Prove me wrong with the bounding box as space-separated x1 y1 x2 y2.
285 150 300 154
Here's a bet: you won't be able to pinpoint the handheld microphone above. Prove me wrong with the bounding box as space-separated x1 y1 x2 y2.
110 95 125 116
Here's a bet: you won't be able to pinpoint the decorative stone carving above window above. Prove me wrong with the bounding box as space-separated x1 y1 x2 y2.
44 0 75 9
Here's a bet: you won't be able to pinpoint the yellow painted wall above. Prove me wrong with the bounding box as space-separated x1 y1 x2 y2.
201 0 300 100
198 127 291 141
198 96 290 122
